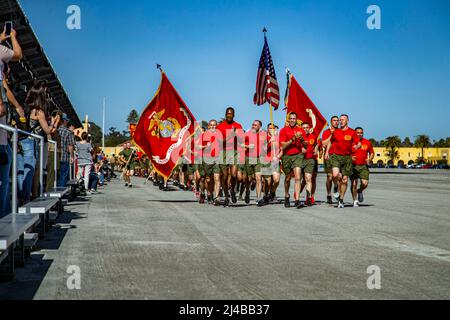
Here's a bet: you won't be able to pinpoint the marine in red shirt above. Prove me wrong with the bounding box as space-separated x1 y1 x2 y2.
351 127 374 207
280 112 308 208
238 120 266 205
215 107 242 206
324 114 362 208
300 122 318 206
258 123 282 206
198 119 222 206
321 116 340 204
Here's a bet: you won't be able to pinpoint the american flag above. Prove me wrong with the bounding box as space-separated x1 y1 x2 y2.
253 35 280 110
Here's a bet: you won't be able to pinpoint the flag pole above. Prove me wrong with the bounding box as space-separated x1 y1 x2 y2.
263 28 275 127
142 64 164 185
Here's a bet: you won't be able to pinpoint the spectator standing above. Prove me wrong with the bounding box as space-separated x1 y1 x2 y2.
76 132 93 192
25 81 59 202
57 113 75 187
0 26 22 217
46 111 61 192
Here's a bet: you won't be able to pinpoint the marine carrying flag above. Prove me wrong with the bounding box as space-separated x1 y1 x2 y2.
284 72 327 134
134 72 196 179
253 34 280 110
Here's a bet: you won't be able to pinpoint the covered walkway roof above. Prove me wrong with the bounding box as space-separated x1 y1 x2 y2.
0 0 81 127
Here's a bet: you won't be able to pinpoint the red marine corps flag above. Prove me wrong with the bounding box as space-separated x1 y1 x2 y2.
284 70 327 134
134 70 196 179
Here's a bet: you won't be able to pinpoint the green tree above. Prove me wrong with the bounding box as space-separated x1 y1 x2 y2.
127 109 140 124
385 136 401 163
433 139 446 147
88 122 103 146
414 134 431 163
402 137 413 147
369 138 379 147
105 127 129 147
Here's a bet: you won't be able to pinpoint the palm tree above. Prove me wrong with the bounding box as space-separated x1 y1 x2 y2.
414 134 431 163
385 136 401 164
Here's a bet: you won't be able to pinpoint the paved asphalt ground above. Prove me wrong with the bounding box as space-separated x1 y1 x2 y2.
1 169 449 300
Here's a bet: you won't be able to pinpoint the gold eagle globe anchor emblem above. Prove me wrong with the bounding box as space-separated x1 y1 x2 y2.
148 109 182 139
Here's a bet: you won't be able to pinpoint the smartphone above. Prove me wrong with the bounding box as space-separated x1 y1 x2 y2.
5 21 12 36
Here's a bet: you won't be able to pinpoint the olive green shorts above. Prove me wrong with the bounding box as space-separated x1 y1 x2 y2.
258 160 280 177
330 154 353 177
202 159 221 176
302 158 316 174
281 154 304 175
186 164 197 176
238 157 258 176
351 165 370 181
324 159 333 174
219 150 238 170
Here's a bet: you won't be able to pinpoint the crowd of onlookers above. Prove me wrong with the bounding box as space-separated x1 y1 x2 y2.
0 25 114 218
107 150 151 178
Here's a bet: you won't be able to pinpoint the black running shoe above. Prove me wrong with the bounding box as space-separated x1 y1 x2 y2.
159 182 164 190
163 185 169 192
245 191 250 204
207 195 213 204
214 198 221 206
257 198 266 207
295 200 302 209
223 198 230 207
128 184 133 188
269 192 276 203
250 181 256 191
284 197 291 208
231 191 237 204
327 195 333 204
125 183 129 187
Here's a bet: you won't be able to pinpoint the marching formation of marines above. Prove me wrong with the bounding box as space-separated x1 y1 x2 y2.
124 108 375 209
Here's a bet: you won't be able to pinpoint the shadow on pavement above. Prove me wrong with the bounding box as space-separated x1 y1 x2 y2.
0 209 84 300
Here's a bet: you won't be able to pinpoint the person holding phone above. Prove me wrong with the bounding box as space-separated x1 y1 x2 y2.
0 24 22 216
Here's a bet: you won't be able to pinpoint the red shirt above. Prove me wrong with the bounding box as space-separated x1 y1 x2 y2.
352 138 374 165
217 121 244 151
243 130 266 159
322 129 337 155
279 126 306 156
201 130 221 158
331 127 359 156
304 132 317 160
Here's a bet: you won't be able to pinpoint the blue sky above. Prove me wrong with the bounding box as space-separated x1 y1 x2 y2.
19 0 450 141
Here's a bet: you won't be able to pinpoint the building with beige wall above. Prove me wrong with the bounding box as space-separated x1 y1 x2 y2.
101 144 449 167
372 147 449 166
